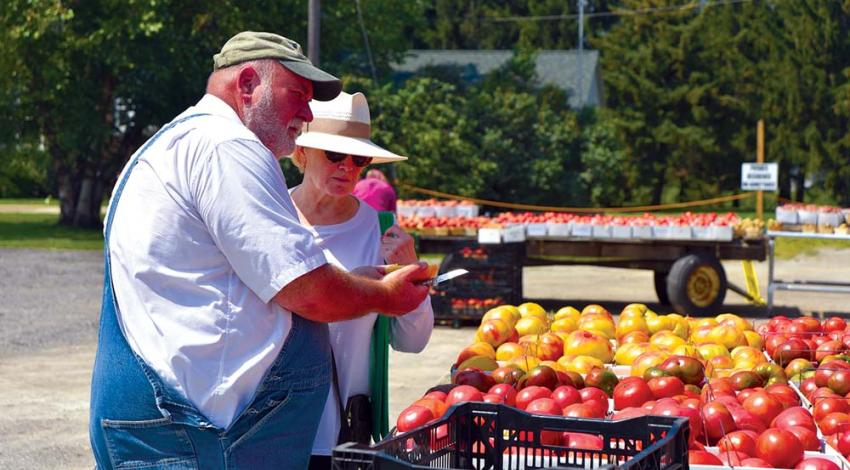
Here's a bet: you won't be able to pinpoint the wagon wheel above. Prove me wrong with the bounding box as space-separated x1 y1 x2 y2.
667 253 727 316
653 271 671 305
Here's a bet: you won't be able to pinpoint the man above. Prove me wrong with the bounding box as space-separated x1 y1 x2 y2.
353 168 398 212
89 31 429 469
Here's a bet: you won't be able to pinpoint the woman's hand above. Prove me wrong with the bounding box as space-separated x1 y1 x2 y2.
381 225 418 265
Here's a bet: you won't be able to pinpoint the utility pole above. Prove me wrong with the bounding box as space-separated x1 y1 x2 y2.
576 0 585 108
308 0 320 65
757 119 765 221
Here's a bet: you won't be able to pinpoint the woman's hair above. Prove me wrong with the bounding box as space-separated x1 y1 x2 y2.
291 146 307 172
365 169 387 182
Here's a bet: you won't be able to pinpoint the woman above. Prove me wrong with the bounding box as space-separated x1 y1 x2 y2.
289 91 434 469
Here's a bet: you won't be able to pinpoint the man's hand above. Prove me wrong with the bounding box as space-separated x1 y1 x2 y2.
350 265 384 280
375 262 430 315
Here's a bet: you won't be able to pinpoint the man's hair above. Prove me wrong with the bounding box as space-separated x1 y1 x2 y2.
207 59 277 91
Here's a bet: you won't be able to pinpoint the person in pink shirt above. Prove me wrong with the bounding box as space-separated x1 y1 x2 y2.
353 168 398 212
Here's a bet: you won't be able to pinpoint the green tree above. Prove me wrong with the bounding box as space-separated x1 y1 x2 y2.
0 0 422 228
580 110 631 206
759 0 850 204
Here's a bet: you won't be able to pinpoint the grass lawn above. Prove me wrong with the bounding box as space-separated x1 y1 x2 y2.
0 198 58 205
0 213 103 250
774 236 850 259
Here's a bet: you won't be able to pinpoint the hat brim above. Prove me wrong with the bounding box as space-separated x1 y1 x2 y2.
280 61 342 101
294 132 407 164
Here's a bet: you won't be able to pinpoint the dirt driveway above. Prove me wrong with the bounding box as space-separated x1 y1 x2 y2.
2 247 850 469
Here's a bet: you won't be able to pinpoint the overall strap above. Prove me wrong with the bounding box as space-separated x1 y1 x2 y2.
369 211 395 442
104 113 210 246
100 112 212 415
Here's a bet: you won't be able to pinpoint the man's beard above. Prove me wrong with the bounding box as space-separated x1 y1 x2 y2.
244 86 295 158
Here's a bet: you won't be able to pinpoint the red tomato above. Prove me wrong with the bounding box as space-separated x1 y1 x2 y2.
526 398 561 416
549 385 581 409
771 406 816 432
611 406 649 420
737 387 763 404
689 451 722 465
741 457 774 467
730 406 767 434
818 412 850 435
824 317 848 333
828 369 850 395
765 383 801 408
649 399 680 417
800 377 819 399
786 425 820 451
717 430 757 457
411 397 448 419
742 391 784 427
445 385 484 406
719 450 752 466
813 396 850 422
680 398 701 411
816 340 845 362
482 393 505 404
675 404 703 441
582 398 609 418
756 428 804 469
515 386 550 411
794 457 841 470
487 383 517 407
579 386 609 404
816 361 850 387
613 379 654 410
562 432 603 450
647 376 685 399
423 390 447 402
717 431 756 457
837 431 850 456
396 405 435 433
563 403 596 419
702 401 737 442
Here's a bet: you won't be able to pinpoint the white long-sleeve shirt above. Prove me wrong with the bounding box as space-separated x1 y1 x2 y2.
291 191 434 456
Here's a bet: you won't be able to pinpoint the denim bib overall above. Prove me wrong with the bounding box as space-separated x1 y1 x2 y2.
89 114 331 469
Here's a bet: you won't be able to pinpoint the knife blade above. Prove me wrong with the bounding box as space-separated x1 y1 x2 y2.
422 269 469 286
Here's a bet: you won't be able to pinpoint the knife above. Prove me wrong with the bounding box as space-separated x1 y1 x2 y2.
421 268 469 286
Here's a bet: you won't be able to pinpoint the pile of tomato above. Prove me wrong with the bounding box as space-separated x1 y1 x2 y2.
393 307 850 469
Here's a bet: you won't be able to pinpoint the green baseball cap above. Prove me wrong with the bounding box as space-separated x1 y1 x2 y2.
213 31 342 101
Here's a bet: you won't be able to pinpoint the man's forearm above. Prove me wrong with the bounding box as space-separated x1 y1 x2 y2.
272 264 389 322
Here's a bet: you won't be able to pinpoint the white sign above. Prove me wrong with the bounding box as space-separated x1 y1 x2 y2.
741 162 778 191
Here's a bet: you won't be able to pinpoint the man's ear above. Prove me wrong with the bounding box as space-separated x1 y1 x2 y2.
237 66 260 103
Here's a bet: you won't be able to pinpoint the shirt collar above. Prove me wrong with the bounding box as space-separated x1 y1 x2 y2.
194 94 244 125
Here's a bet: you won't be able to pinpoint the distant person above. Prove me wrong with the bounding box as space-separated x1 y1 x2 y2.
89 31 429 469
288 91 433 469
353 168 398 212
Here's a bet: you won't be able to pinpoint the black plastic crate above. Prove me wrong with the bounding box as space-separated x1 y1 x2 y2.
441 244 525 270
332 403 689 470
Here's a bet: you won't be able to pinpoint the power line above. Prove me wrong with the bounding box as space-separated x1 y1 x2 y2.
457 0 754 23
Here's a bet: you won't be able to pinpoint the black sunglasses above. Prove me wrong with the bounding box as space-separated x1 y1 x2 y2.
324 150 373 168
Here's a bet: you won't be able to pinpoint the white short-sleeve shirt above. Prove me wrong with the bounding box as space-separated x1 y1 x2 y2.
106 94 328 429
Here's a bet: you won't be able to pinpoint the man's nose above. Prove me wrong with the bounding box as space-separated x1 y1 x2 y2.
299 103 313 122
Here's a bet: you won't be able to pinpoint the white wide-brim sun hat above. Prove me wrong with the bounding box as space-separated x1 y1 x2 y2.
293 91 406 164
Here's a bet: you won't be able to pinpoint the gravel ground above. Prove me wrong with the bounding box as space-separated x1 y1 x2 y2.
1 247 850 469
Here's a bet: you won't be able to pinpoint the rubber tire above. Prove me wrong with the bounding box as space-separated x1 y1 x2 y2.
654 271 671 305
666 253 727 316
